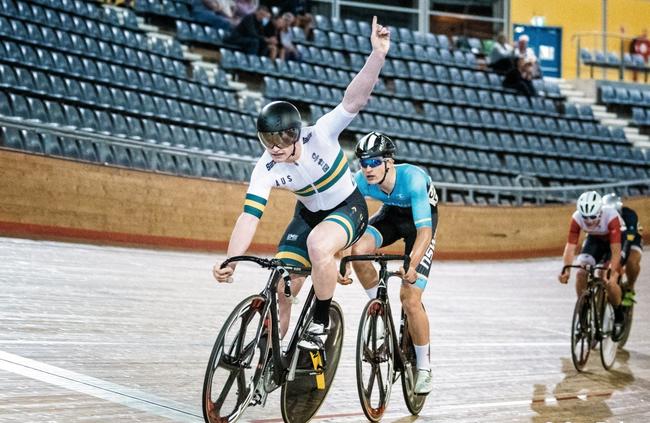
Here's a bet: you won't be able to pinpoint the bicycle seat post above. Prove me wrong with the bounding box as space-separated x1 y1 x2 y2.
376 260 390 299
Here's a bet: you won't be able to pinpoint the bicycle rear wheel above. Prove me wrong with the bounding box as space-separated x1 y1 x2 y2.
203 295 271 423
400 311 426 415
356 299 395 422
280 301 344 423
618 303 634 348
571 291 592 372
598 289 618 370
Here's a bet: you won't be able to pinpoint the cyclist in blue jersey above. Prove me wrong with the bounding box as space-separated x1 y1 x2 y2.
214 17 391 350
340 132 438 394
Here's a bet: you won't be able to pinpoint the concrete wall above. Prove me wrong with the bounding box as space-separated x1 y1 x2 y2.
1 150 648 259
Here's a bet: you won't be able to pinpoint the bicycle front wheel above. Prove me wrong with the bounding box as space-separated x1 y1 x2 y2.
571 291 592 372
280 301 345 423
356 298 395 422
598 289 618 370
202 294 271 423
400 311 426 415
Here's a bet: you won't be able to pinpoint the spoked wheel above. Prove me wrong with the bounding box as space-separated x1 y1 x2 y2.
281 302 344 423
400 311 426 415
618 303 634 348
598 291 618 370
203 295 271 423
571 292 592 372
356 299 395 422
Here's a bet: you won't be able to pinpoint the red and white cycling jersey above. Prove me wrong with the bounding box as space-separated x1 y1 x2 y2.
567 207 624 244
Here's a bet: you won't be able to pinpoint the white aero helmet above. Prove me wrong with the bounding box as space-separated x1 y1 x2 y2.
602 193 623 213
577 191 602 217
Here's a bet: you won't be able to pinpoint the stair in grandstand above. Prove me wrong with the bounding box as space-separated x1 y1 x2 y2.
559 78 650 148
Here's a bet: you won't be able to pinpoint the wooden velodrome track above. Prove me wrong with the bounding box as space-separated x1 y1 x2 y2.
1 236 649 422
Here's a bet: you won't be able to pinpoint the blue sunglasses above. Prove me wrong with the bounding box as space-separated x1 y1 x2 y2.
359 158 384 168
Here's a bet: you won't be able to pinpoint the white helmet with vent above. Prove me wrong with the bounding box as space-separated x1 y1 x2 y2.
602 193 623 213
576 191 602 217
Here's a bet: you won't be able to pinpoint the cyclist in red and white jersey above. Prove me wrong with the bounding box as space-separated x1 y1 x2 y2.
558 191 625 331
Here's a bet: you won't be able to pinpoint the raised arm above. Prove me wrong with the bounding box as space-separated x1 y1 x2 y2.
341 16 390 114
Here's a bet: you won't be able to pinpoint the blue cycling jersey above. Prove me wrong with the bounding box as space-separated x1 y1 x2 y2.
354 164 437 229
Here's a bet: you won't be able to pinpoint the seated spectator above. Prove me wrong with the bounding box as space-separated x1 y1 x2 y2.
515 34 542 78
263 13 283 59
224 6 276 56
262 0 313 39
503 56 537 97
191 0 234 31
488 33 515 74
279 12 301 60
232 0 258 25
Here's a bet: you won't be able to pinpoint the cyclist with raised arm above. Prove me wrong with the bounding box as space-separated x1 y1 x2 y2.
602 193 643 307
213 17 390 349
340 132 438 394
558 191 625 335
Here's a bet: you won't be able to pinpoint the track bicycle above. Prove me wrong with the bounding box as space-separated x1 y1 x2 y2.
340 254 427 422
202 255 344 423
565 264 619 371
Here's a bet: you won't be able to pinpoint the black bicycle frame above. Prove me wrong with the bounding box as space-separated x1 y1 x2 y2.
340 254 411 374
564 264 610 337
221 256 315 387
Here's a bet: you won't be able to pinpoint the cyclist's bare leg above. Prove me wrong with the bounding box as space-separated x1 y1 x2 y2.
306 221 349 323
626 249 642 289
606 279 622 305
400 284 429 346
350 233 379 290
575 268 588 297
278 275 306 338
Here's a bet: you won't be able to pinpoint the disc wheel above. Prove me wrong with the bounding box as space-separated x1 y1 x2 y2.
280 301 345 423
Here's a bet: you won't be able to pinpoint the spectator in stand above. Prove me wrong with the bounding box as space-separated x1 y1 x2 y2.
262 13 283 59
503 56 537 97
488 32 514 74
515 34 542 78
279 12 301 60
191 0 234 31
225 6 276 56
232 0 258 25
262 0 313 39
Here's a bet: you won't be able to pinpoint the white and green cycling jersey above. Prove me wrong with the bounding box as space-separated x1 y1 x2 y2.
243 104 358 219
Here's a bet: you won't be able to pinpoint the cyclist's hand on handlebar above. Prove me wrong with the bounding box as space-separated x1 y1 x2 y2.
213 262 235 283
401 266 417 284
558 270 569 284
337 264 353 285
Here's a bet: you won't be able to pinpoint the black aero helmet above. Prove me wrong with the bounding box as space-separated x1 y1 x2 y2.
257 101 301 149
355 132 396 159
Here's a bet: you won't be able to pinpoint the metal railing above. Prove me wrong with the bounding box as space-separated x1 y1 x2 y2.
2 117 648 206
573 31 648 81
434 178 650 206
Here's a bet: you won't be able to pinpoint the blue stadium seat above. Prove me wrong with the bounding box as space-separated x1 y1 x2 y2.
53 136 77 159
1 126 23 149
76 138 97 162
48 75 68 99
26 97 47 122
93 141 116 164
23 130 43 153
8 92 29 119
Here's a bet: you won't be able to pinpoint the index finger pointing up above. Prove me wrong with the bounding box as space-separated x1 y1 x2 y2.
372 15 377 30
